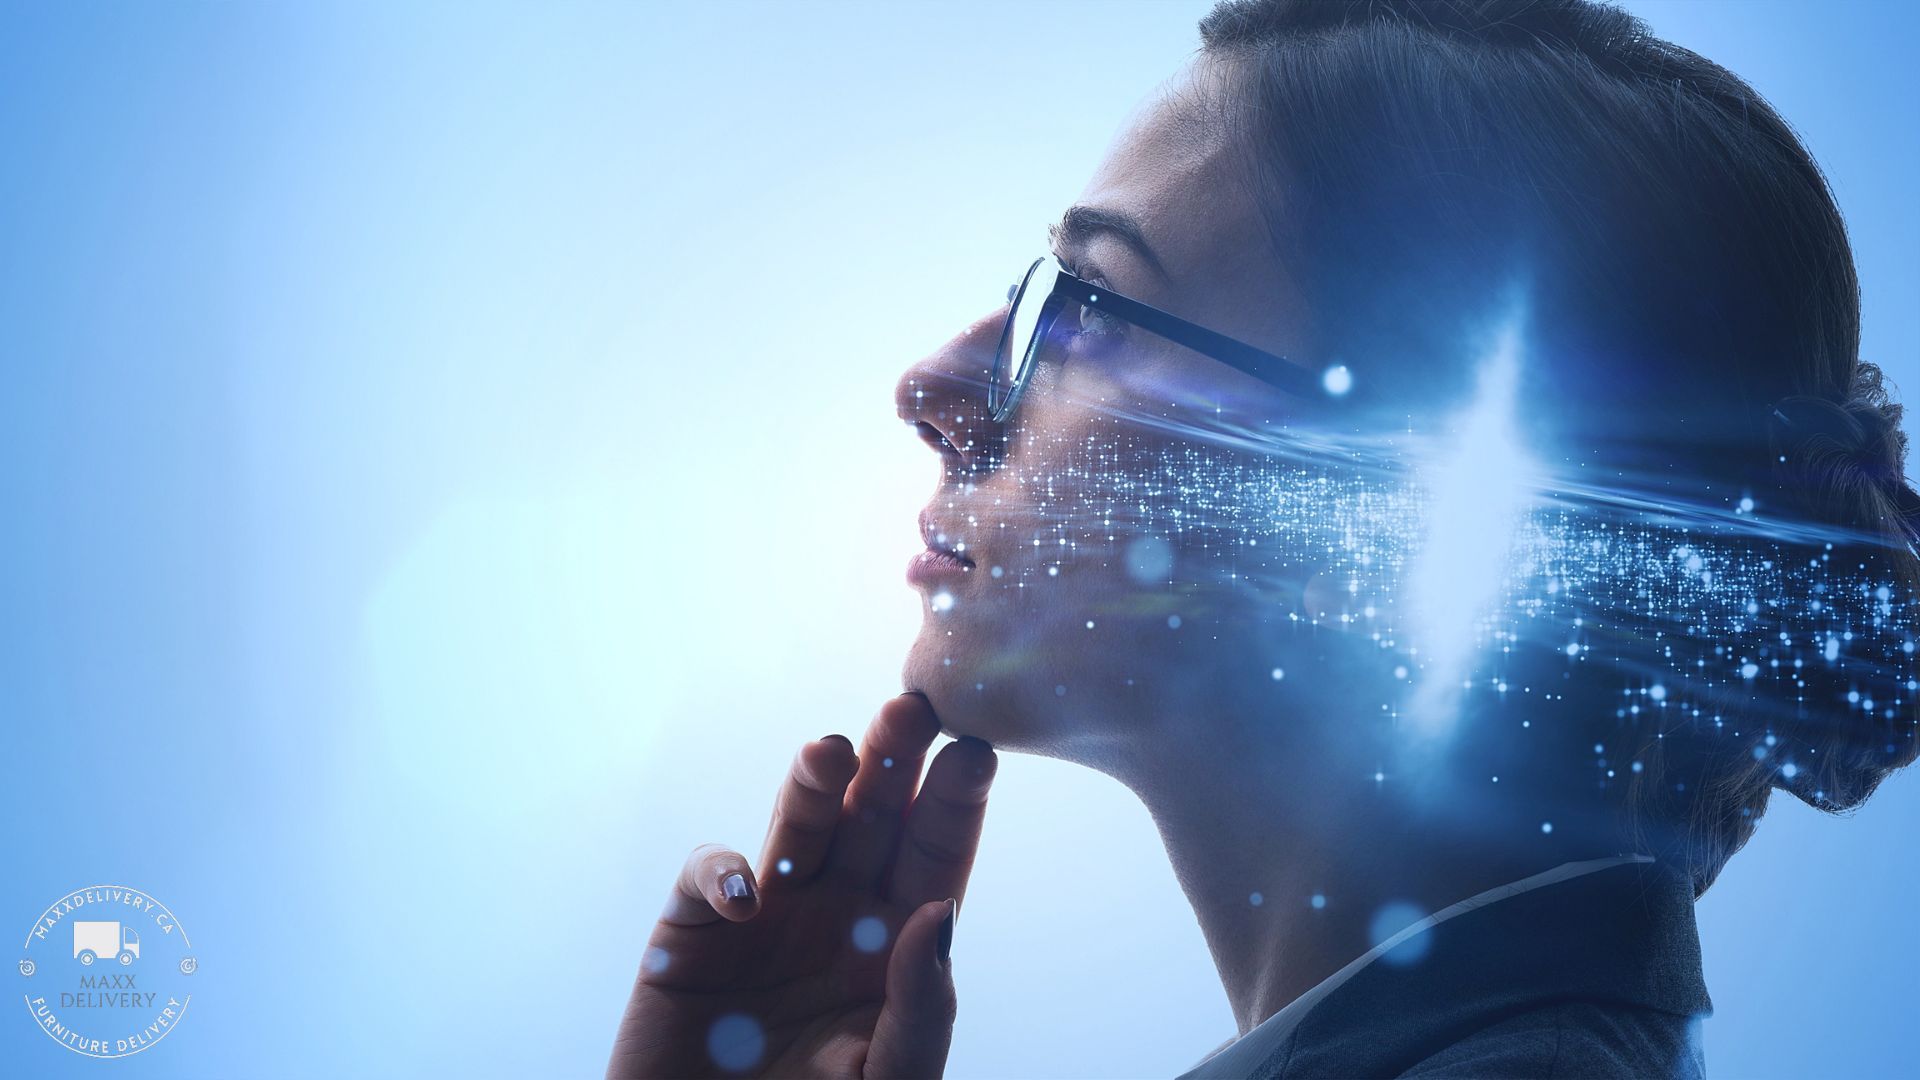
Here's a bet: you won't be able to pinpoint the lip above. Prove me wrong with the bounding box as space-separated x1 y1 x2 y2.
911 507 977 587
907 547 974 587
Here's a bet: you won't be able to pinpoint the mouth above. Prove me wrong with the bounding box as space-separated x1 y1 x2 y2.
909 507 977 586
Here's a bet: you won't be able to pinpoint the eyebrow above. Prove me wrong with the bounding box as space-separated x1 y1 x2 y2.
1048 204 1169 280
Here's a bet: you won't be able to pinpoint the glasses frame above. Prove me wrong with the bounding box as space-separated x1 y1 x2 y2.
988 255 1344 423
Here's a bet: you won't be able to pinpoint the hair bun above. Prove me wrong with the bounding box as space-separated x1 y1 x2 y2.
1770 394 1900 477
1769 363 1919 550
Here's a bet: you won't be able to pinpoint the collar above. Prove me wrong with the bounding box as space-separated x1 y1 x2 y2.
1179 856 1709 1079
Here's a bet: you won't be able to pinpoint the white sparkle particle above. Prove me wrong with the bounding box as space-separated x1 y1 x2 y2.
1322 364 1354 396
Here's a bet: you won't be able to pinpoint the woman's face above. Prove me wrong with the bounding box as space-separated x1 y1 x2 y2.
892 59 1359 767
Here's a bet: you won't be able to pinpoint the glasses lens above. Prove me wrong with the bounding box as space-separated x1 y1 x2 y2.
990 257 1061 422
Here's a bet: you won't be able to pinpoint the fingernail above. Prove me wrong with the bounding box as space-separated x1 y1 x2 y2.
938 899 956 963
722 872 753 903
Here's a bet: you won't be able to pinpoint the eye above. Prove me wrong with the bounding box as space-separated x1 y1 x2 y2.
1077 300 1118 337
1066 270 1120 341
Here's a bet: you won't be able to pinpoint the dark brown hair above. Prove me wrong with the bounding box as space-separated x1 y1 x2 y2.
1199 0 1918 893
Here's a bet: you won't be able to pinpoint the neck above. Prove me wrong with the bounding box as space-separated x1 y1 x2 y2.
1116 725 1564 1036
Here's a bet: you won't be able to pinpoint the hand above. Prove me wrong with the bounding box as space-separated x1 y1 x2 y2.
608 693 997 1079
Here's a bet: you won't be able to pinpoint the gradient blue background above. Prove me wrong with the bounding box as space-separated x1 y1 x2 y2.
1 2 1913 1076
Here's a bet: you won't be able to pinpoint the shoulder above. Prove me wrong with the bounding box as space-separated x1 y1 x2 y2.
1397 1002 1706 1079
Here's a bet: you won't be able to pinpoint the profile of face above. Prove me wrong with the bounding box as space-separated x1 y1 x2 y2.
893 58 1391 777
891 44 1920 837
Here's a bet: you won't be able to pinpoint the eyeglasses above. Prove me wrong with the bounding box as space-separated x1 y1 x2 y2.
988 254 1352 424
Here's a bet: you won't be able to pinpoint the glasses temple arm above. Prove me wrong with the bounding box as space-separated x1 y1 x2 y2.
1051 273 1325 399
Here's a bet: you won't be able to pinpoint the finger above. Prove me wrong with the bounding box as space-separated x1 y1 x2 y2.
888 736 996 907
864 899 957 1080
660 843 760 926
828 693 943 886
757 733 860 887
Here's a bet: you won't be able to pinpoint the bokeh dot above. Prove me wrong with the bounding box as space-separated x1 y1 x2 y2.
708 1013 766 1073
852 916 889 953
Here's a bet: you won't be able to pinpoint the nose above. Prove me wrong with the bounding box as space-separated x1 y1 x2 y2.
894 307 1010 474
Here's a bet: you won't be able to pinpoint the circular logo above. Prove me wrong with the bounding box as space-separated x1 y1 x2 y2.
17 885 195 1059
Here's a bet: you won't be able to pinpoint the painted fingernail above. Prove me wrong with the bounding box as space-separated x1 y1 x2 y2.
722 873 753 903
938 899 956 963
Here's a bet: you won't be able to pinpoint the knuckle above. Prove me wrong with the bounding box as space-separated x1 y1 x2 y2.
924 785 989 815
686 843 739 873
906 831 968 867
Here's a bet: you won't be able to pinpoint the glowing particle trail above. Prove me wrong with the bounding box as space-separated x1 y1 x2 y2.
921 314 1917 806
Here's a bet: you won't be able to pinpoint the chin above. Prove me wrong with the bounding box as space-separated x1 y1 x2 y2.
899 625 1030 749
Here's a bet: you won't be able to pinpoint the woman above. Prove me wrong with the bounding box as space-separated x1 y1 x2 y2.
610 1 1918 1076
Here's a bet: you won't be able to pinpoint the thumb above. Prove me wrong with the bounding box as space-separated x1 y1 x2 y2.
864 899 958 1080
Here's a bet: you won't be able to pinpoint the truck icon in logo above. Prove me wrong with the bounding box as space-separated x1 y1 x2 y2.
72 921 140 967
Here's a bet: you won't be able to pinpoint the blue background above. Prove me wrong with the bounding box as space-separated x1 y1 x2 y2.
1 2 1913 1076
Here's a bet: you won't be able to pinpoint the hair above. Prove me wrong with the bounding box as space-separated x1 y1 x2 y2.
1197 0 1919 894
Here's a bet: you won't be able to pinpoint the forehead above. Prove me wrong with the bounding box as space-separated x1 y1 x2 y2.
1071 55 1307 360
1074 57 1271 284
